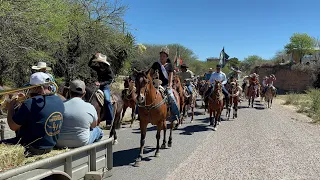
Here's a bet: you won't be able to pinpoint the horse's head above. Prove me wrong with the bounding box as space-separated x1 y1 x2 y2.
214 80 222 91
133 68 150 104
62 86 70 99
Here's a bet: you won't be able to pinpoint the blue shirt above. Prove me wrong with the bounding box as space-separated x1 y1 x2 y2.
205 73 212 81
56 97 98 148
13 95 64 149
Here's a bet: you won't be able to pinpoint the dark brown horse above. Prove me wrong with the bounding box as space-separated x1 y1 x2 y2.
208 80 224 131
226 81 240 120
121 77 137 127
199 80 209 114
62 84 123 144
247 83 259 108
181 81 196 123
134 69 179 166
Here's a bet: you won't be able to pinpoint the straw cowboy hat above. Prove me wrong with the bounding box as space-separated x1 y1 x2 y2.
31 62 52 71
250 73 258 77
92 53 110 66
160 47 169 56
209 68 213 71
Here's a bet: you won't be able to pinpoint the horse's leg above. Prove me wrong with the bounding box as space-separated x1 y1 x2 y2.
168 121 174 147
209 108 213 126
135 122 147 166
155 124 162 157
213 110 218 130
191 102 194 123
121 104 128 124
130 105 136 128
270 98 273 109
161 121 167 149
251 97 254 108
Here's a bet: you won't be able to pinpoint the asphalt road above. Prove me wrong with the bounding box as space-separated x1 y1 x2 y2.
109 99 320 180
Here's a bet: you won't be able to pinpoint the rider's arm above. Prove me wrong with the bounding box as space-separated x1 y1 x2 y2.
149 62 158 77
88 58 99 72
221 73 228 85
209 73 214 84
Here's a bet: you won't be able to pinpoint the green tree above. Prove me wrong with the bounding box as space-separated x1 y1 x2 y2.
240 55 265 74
227 57 240 68
284 33 315 64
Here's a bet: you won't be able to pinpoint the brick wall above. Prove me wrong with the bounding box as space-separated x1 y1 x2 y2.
253 65 313 93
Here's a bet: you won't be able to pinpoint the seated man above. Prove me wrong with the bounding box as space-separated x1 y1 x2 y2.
247 73 260 97
177 64 194 95
56 80 103 148
0 72 64 156
261 76 269 96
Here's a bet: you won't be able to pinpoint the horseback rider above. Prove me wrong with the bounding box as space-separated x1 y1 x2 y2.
267 74 277 97
204 64 229 108
247 73 260 97
88 53 114 125
228 66 242 81
261 76 269 96
150 47 180 123
205 68 213 82
177 63 194 95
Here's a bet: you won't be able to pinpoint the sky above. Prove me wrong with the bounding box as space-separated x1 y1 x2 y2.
121 0 320 61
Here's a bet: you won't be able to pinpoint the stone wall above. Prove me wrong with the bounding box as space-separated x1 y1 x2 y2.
253 65 313 93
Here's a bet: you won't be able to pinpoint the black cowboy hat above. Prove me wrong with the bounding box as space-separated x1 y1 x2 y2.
180 63 188 68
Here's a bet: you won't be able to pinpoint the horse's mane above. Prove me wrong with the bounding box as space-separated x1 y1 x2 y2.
84 84 97 102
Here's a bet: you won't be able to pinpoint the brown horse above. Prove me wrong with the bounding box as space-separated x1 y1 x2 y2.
208 80 224 131
199 81 209 114
62 84 123 144
226 81 240 120
134 69 179 166
121 77 137 127
247 83 258 108
181 81 196 123
173 75 184 127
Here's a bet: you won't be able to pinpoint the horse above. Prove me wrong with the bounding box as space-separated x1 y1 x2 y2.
226 81 240 120
208 80 224 131
264 86 274 108
247 83 258 108
121 77 137 127
181 80 196 123
134 69 179 166
173 75 185 127
199 81 209 114
62 83 123 144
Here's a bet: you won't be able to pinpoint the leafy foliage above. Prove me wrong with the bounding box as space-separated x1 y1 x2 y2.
0 0 136 87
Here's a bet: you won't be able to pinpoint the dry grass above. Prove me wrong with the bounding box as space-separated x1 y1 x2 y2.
0 144 69 173
279 89 320 123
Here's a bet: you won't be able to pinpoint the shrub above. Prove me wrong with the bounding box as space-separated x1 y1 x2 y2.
284 93 301 105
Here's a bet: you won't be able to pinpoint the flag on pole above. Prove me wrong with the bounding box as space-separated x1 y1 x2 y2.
219 47 229 68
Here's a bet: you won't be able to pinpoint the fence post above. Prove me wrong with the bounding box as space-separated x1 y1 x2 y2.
107 141 113 171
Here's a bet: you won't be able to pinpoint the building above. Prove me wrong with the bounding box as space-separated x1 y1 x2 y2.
289 45 320 65
206 57 220 63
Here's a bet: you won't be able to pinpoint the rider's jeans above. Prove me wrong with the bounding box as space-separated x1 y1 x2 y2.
167 88 180 121
187 84 193 94
87 127 104 144
102 85 113 125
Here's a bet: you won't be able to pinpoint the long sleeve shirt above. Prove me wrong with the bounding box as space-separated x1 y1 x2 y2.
88 59 114 86
209 72 228 93
267 76 276 86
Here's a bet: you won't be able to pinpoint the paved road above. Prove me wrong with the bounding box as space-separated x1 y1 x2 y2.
109 99 320 180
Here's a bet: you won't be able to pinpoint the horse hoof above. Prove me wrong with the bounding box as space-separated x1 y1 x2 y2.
213 127 217 131
190 120 193 123
113 140 118 145
155 152 160 157
168 142 172 147
161 144 166 149
134 159 141 167
217 122 220 125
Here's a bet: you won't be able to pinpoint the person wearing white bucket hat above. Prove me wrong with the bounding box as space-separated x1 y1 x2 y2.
31 62 56 92
88 53 114 125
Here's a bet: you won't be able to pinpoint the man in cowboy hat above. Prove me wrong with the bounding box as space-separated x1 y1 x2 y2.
177 63 194 95
267 74 277 97
228 66 242 81
31 62 56 92
88 53 114 125
261 76 269 96
150 47 180 123
204 64 229 108
247 73 260 97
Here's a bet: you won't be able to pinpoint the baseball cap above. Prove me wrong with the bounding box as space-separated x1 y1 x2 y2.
69 80 86 94
216 64 222 68
29 72 51 85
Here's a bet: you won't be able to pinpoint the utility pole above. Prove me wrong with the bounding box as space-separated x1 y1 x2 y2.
122 22 125 34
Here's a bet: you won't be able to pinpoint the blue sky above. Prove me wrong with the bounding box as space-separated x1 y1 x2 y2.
121 0 320 61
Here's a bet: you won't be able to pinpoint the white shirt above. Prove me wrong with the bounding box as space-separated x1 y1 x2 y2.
209 71 227 85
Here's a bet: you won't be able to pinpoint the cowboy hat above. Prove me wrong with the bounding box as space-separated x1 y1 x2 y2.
231 66 241 73
92 53 110 66
180 63 188 68
31 62 52 71
160 47 169 56
208 68 213 71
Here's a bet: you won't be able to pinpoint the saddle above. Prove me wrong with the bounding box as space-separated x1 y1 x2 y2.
95 90 117 107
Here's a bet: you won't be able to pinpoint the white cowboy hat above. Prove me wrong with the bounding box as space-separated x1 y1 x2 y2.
92 53 110 66
31 62 52 71
231 67 241 73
